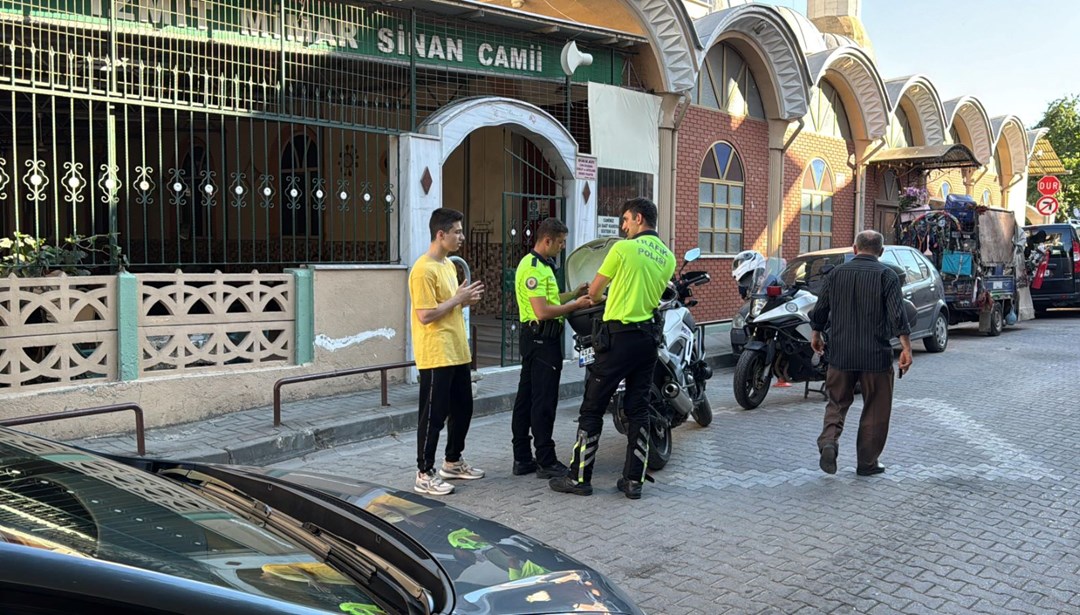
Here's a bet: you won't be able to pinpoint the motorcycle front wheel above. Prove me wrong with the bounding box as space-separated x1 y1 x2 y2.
733 349 771 410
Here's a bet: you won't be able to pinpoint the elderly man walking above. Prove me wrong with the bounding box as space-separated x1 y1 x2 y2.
809 230 912 477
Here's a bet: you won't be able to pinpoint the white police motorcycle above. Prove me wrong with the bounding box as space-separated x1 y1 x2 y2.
566 240 713 471
733 260 920 410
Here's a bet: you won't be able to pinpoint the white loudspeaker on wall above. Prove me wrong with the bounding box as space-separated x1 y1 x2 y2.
560 41 594 77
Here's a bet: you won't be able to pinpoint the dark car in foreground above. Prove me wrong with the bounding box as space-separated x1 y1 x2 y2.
1025 223 1080 312
731 245 950 354
0 427 642 615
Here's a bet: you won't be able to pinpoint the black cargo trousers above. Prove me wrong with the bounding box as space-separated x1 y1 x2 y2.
510 326 564 468
567 324 658 485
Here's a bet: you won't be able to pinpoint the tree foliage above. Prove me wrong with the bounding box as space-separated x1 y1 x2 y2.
1027 95 1080 222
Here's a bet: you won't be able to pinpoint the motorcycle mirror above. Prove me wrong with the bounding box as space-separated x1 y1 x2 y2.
684 247 701 263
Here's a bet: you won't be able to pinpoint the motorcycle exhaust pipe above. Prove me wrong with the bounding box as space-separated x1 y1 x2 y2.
662 382 694 416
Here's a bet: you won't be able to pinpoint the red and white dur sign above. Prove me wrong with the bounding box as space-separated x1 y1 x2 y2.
1037 175 1061 196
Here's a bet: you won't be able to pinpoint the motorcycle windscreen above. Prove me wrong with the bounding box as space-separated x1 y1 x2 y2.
748 259 786 295
565 237 622 291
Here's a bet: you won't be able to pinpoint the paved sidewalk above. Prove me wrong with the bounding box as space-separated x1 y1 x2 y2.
71 325 733 464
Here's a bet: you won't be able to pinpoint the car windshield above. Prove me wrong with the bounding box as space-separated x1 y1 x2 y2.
1025 228 1070 258
0 430 382 613
778 252 852 291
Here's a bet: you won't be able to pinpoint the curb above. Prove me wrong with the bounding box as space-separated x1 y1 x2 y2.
154 353 731 466
187 378 589 466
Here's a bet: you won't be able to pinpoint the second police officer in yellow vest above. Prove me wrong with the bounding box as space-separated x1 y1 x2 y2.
549 198 675 500
511 217 593 479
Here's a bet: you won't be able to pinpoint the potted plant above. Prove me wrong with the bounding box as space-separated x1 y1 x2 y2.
898 186 929 212
0 232 125 278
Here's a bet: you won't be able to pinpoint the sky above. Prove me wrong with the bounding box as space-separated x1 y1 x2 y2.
754 0 1080 128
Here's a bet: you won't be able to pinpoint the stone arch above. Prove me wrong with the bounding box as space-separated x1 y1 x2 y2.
944 97 993 164
418 97 577 179
1026 128 1048 166
805 46 889 140
990 115 1029 181
884 75 947 146
623 0 702 92
695 4 811 120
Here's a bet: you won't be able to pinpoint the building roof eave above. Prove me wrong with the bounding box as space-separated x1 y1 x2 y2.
869 143 981 171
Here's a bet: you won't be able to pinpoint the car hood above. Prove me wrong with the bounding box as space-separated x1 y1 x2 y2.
216 466 642 615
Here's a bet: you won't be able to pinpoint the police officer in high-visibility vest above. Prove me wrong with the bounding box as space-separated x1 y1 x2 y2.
549 197 675 500
511 217 592 479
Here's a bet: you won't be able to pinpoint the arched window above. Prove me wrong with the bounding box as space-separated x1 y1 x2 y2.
878 170 900 202
992 149 1003 178
280 134 321 237
982 189 992 206
887 106 914 148
941 181 951 199
692 43 765 119
947 125 961 146
800 158 834 253
698 141 745 255
808 81 852 141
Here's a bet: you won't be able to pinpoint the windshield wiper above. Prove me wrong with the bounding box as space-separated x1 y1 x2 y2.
169 472 435 615
311 523 433 615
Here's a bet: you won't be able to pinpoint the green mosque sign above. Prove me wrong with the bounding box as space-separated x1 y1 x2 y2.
1 0 621 83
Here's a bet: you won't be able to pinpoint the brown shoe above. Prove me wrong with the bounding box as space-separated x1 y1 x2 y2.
819 443 838 475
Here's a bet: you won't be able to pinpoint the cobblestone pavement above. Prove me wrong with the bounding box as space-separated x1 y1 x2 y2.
274 312 1080 614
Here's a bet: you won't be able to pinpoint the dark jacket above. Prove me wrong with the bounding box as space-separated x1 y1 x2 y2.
809 253 911 372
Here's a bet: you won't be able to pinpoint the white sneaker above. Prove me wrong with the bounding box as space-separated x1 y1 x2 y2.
438 459 485 480
415 470 454 496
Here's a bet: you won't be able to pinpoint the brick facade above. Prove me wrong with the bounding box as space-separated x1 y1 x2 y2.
674 106 862 322
782 130 857 258
675 105 769 321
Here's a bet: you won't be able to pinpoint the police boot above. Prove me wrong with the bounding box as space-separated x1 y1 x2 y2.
616 477 643 500
618 423 650 499
549 429 598 496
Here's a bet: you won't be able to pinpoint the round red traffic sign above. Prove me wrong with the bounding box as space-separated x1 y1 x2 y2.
1038 175 1061 196
1035 195 1059 216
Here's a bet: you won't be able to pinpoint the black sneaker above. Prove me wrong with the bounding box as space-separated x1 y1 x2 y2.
616 478 642 500
549 476 593 496
856 463 886 476
512 459 538 476
536 461 569 479
819 443 838 475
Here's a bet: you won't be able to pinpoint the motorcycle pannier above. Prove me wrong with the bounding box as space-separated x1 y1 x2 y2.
567 304 606 338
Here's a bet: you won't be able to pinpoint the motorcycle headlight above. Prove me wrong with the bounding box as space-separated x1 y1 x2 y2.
732 312 746 329
749 298 767 318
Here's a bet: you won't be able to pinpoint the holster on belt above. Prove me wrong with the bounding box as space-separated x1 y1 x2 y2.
590 319 611 353
527 319 564 340
607 317 664 347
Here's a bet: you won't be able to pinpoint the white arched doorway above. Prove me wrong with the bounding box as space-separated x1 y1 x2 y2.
398 97 594 367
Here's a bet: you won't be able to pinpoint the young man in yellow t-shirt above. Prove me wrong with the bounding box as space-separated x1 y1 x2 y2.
409 208 485 496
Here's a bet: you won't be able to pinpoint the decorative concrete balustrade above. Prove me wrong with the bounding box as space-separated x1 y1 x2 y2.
1 270 310 393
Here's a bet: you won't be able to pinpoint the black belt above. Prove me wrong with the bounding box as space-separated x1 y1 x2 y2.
606 320 658 334
523 320 564 339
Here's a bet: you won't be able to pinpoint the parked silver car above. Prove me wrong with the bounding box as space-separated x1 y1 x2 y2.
732 245 950 354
